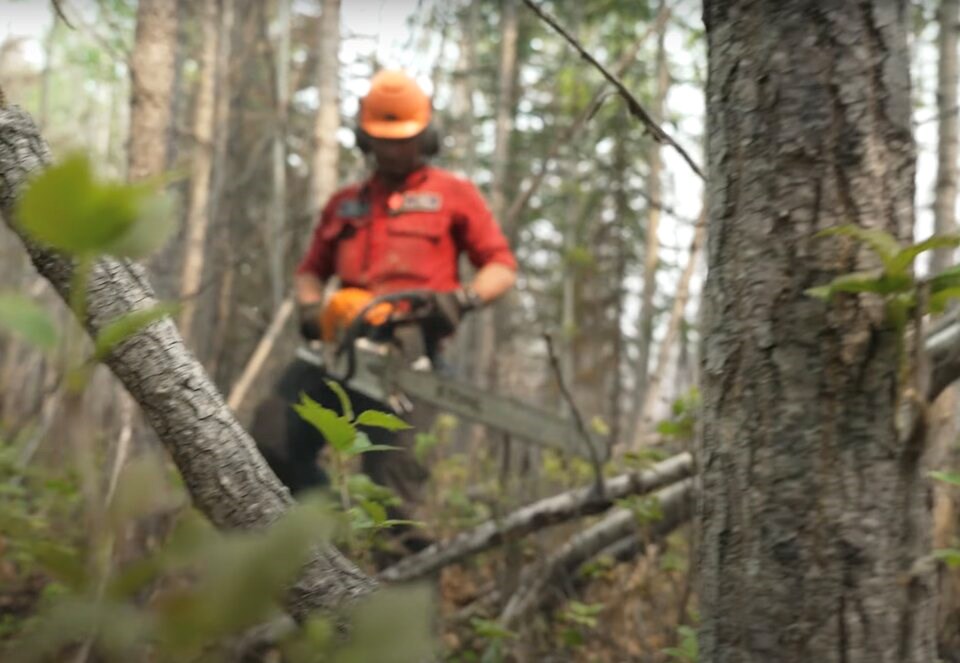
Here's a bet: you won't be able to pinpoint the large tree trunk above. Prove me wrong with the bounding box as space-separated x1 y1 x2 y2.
128 0 177 184
0 104 375 619
309 0 341 219
177 0 219 342
699 2 934 662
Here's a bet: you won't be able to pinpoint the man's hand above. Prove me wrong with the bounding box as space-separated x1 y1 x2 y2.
297 302 324 340
427 287 482 338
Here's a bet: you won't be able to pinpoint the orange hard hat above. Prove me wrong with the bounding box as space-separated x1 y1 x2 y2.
320 288 393 343
359 70 432 139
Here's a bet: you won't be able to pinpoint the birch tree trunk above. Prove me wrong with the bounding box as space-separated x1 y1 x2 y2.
631 1 669 438
177 0 219 341
699 2 935 661
269 0 291 311
933 0 959 275
128 0 177 184
475 0 518 390
0 104 375 619
309 0 341 218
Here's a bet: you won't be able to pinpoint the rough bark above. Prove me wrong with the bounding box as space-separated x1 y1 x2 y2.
499 479 693 628
128 0 177 184
177 0 219 341
700 2 933 662
632 4 669 439
0 105 375 619
309 0 341 218
379 453 692 584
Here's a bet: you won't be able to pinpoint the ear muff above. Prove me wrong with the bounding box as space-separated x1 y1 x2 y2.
353 124 441 158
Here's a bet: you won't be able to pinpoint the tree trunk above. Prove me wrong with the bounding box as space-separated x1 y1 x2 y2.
128 0 177 184
931 0 960 655
637 207 706 432
177 0 219 341
475 0 519 390
631 7 669 442
0 105 375 619
700 2 934 662
309 0 341 218
933 0 959 274
269 0 291 311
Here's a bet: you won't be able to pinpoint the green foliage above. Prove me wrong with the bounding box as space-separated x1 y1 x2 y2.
662 625 699 662
0 293 58 352
930 470 960 487
16 153 175 259
656 387 700 441
617 493 664 526
354 409 414 431
807 226 960 323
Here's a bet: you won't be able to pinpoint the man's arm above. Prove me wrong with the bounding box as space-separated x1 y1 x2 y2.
469 262 516 304
295 272 326 308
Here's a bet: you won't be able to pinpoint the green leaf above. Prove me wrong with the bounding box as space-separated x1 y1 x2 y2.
93 302 178 360
890 234 960 275
934 548 960 568
16 153 175 258
346 431 400 457
360 499 387 525
928 287 960 314
355 409 412 431
0 293 58 351
816 225 901 269
324 379 353 420
930 470 960 487
17 154 128 254
293 394 356 452
805 269 910 301
927 264 960 292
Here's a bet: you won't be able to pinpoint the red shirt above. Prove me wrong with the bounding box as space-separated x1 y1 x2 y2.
297 166 516 295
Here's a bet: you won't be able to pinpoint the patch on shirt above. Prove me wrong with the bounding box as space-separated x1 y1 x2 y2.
336 198 370 218
388 192 443 215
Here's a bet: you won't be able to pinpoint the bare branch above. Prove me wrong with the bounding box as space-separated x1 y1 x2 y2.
521 0 705 180
502 5 671 229
543 332 606 495
379 453 692 584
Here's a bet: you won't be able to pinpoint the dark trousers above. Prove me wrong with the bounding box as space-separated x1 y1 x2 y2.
249 358 431 522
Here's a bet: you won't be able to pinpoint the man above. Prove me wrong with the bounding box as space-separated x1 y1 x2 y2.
251 70 516 548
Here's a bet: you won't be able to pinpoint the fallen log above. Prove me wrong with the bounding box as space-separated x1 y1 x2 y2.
379 453 693 583
499 478 694 629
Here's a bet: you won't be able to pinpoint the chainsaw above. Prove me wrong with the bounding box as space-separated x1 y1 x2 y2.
295 289 603 460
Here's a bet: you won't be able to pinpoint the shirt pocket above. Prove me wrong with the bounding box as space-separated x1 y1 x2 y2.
380 213 450 281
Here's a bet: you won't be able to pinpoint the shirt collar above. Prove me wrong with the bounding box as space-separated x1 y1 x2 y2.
367 165 430 196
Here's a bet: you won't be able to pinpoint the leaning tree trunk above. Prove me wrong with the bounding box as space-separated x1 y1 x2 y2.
0 104 375 619
700 2 934 662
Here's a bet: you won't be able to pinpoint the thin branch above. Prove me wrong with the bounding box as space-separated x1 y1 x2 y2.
521 0 705 180
502 6 671 229
51 0 76 29
544 332 606 496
